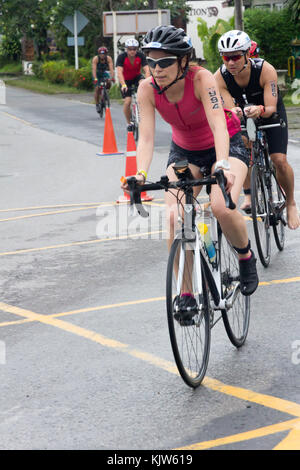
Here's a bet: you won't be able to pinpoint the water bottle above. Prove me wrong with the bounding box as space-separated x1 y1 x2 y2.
197 222 216 264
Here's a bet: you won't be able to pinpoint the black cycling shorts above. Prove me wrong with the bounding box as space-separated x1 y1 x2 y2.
265 101 288 155
121 74 144 98
167 131 249 176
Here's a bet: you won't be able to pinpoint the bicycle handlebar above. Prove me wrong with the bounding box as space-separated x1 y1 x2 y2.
241 112 286 132
121 169 236 218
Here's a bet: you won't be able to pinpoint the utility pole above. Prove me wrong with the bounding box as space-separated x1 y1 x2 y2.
234 0 244 30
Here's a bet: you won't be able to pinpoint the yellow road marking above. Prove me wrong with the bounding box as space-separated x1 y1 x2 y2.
0 301 178 375
259 277 300 286
0 203 105 213
0 200 165 214
1 299 300 449
202 376 300 418
0 230 166 256
50 296 166 318
0 205 100 222
177 418 300 450
273 421 300 450
1 111 33 126
1 273 300 327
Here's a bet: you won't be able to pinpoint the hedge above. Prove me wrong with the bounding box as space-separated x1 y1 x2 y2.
41 60 93 90
244 8 298 70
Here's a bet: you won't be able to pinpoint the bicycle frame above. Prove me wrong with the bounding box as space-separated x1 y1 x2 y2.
170 170 238 319
179 201 238 319
242 113 287 266
99 82 109 104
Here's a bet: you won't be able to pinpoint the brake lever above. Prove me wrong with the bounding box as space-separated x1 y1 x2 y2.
213 169 236 210
126 176 149 218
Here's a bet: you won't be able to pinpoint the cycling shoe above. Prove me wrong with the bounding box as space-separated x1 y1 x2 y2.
239 250 259 296
174 294 198 326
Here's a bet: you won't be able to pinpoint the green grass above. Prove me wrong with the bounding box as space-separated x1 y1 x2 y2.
4 75 87 94
0 62 23 75
4 75 123 102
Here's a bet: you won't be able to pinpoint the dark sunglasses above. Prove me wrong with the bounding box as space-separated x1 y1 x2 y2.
146 56 178 69
222 54 244 62
127 47 137 51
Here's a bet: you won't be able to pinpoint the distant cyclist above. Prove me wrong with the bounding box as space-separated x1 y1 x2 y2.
116 38 150 129
92 46 115 114
249 40 260 59
215 30 300 229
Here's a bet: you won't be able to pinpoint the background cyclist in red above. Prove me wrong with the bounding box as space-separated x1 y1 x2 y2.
116 38 150 129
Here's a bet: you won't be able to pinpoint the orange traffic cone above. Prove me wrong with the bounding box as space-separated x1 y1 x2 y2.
97 108 123 156
117 130 153 203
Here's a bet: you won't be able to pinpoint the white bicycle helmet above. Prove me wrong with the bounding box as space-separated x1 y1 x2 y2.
218 30 251 54
125 38 139 48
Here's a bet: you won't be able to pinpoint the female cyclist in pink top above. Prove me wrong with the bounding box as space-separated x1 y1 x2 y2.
121 25 258 298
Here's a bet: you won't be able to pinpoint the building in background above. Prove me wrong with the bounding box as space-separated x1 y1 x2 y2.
187 1 235 59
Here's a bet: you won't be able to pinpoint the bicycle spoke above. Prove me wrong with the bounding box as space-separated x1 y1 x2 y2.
251 164 271 267
270 171 286 251
220 233 250 347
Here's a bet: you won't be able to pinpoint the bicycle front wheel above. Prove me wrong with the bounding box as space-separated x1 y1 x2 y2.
131 101 139 141
166 237 211 388
219 232 250 348
251 163 271 267
105 89 110 109
270 171 286 251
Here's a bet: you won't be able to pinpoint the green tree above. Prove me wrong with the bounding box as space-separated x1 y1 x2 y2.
244 7 298 69
197 16 235 72
287 0 300 26
0 0 57 60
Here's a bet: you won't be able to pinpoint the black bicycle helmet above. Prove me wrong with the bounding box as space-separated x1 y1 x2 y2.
142 26 193 94
142 25 193 56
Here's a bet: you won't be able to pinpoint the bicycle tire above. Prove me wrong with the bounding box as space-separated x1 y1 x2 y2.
251 163 271 267
166 237 211 388
99 101 104 118
131 101 139 142
270 171 285 251
219 232 250 348
133 123 139 142
105 88 110 109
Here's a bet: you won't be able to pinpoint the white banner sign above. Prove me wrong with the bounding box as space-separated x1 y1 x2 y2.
187 1 234 59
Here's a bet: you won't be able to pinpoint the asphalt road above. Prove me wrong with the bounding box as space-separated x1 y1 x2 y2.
0 85 300 452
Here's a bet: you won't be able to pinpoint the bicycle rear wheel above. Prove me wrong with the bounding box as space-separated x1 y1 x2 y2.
166 237 211 388
219 232 250 348
251 163 271 267
270 170 286 251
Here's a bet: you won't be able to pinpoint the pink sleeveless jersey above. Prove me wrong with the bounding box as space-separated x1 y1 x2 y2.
153 67 241 151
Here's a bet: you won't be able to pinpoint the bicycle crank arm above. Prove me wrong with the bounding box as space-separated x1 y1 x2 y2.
216 281 241 310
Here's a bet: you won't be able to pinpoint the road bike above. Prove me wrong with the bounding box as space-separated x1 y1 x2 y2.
129 84 139 141
123 162 250 388
241 111 287 267
97 80 110 119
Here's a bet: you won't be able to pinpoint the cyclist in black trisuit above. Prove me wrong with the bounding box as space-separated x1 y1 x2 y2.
215 30 299 230
92 46 115 114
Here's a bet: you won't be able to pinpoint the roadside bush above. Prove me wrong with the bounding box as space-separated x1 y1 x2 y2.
75 65 93 90
42 60 68 83
109 83 122 100
244 8 298 69
32 61 44 79
41 59 92 90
